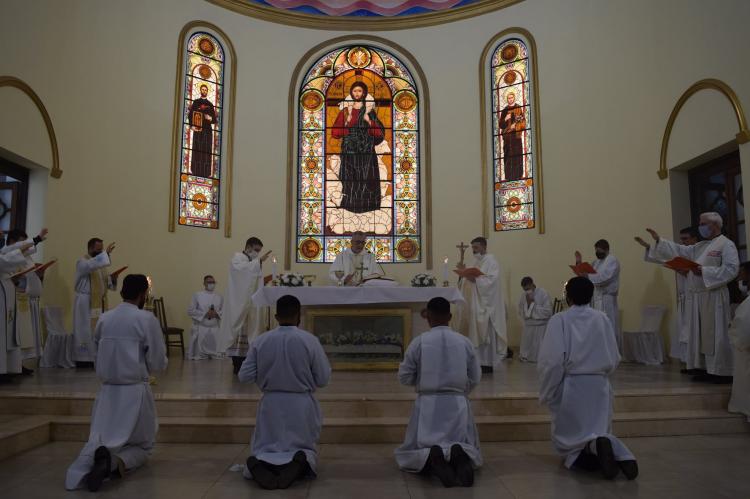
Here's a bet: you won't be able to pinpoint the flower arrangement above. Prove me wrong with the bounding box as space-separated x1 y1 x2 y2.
279 273 305 287
411 273 437 287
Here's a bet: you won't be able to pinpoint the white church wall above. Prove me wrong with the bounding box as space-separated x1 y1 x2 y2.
0 0 748 347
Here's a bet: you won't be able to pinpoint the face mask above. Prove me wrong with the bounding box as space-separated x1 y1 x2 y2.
246 250 259 260
739 282 748 294
698 224 712 239
525 289 534 296
595 251 606 260
206 283 215 291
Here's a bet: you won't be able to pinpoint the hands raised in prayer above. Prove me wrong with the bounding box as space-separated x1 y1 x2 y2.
260 250 272 263
574 250 582 265
38 228 49 240
106 242 116 254
645 228 660 242
633 236 650 249
20 242 34 254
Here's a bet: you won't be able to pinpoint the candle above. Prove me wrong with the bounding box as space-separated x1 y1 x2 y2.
272 257 278 280
442 256 449 282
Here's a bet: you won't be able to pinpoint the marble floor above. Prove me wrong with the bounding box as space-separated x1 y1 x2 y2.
0 356 727 399
1 434 748 498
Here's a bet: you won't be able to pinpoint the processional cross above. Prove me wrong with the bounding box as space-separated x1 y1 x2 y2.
456 241 469 267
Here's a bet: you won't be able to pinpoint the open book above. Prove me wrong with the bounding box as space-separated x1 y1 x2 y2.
361 274 395 282
11 264 42 280
454 267 484 279
34 259 58 274
110 266 129 279
570 262 597 275
663 257 700 271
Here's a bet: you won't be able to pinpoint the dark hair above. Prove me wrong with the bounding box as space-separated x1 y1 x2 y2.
594 239 610 251
471 236 487 246
200 83 208 90
203 275 215 282
349 81 369 99
6 229 27 245
427 297 451 316
276 295 301 318
121 274 149 300
521 276 534 287
566 277 594 306
87 238 103 250
245 237 263 249
679 226 700 240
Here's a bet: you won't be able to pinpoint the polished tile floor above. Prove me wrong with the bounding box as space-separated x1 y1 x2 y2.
1 435 749 498
0 357 728 399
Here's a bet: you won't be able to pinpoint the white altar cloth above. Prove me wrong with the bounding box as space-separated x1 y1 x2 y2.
252 286 464 307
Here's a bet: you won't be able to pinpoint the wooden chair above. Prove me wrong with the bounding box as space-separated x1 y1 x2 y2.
553 297 565 314
153 297 184 358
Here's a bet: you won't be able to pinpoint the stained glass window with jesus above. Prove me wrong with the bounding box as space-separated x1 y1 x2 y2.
296 45 421 263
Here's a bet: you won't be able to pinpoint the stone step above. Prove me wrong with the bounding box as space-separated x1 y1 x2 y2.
0 388 731 418
43 409 747 444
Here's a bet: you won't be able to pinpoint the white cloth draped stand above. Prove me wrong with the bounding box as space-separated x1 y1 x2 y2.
622 305 666 365
252 286 464 307
40 306 75 368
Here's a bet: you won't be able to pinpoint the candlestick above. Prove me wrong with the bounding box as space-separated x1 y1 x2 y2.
272 257 278 281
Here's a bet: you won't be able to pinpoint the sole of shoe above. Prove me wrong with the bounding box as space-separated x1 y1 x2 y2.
596 437 619 480
450 444 474 487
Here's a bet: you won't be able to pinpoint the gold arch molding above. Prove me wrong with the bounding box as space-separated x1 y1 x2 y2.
168 21 238 238
285 35 433 270
207 0 524 31
659 78 749 180
478 28 544 236
0 76 62 179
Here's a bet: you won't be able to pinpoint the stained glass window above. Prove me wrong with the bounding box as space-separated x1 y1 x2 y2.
296 46 421 263
491 38 536 231
177 32 225 229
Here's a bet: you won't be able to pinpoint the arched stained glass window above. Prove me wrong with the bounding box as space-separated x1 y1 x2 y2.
177 32 225 229
295 45 421 263
489 37 539 231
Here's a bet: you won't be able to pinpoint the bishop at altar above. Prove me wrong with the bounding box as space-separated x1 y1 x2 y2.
328 232 383 285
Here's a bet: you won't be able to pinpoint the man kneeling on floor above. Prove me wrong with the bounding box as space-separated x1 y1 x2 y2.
395 297 482 487
239 294 331 489
65 274 168 491
537 276 638 480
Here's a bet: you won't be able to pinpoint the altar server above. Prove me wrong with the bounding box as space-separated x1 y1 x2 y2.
0 242 34 378
187 275 223 360
395 297 482 488
328 231 382 285
66 274 167 491
517 276 552 362
642 212 738 382
217 237 271 373
538 277 637 480
239 295 331 490
574 239 621 349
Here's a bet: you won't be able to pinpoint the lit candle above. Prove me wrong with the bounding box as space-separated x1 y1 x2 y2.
272 257 278 280
442 256 449 282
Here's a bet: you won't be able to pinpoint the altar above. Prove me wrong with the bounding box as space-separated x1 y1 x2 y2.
252 286 464 370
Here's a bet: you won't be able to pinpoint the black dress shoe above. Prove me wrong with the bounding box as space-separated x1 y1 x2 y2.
246 456 278 490
481 366 493 374
691 373 712 383
428 445 457 488
595 437 619 480
684 368 705 376
86 446 111 492
21 366 34 376
277 451 308 489
709 375 733 384
449 444 474 487
618 460 638 480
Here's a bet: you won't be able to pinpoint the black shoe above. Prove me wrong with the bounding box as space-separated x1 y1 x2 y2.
595 437 619 480
449 444 474 487
618 460 638 480
75 361 95 369
246 456 278 490
572 449 600 472
277 451 308 489
691 373 712 383
709 375 733 384
428 445 457 488
86 446 111 492
506 348 514 359
685 368 705 376
21 366 34 376
481 366 493 374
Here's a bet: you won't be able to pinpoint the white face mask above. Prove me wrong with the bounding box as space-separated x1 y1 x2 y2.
698 224 712 239
525 289 534 296
246 250 259 260
205 283 215 292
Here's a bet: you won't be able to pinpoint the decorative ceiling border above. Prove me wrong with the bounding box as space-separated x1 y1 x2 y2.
206 0 524 30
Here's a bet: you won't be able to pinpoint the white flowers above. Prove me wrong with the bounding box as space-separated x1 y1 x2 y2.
411 273 437 287
279 273 305 287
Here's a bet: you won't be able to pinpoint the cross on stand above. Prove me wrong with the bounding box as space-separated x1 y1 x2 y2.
354 261 366 286
456 241 469 267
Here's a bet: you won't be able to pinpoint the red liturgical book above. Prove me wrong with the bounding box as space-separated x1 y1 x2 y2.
11 265 40 280
454 267 484 279
663 257 700 271
263 275 273 285
570 262 597 275
110 266 128 278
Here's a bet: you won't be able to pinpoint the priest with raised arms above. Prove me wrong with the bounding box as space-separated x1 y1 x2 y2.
72 238 117 367
217 236 271 373
0 240 35 379
66 274 167 492
238 295 331 490
453 236 507 372
328 231 382 285
395 297 482 488
538 276 638 480
640 212 738 383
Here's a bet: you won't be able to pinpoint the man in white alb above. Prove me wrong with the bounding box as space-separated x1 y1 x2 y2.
72 238 117 367
517 276 552 363
453 237 507 373
574 239 621 349
640 212 738 383
728 294 750 421
328 231 382 285
0 240 34 380
217 236 271 373
66 274 167 491
187 275 223 360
